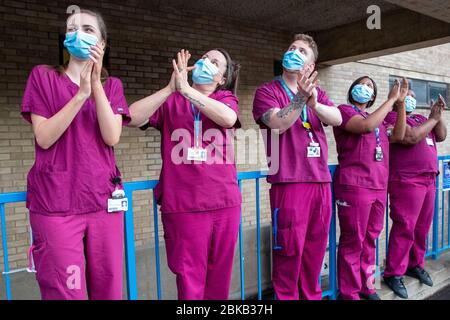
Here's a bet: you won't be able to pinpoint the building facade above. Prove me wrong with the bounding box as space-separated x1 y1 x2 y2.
0 0 448 299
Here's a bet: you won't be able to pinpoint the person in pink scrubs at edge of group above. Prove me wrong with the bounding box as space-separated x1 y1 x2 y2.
383 90 447 299
333 76 409 300
252 33 343 300
128 48 242 300
20 9 130 300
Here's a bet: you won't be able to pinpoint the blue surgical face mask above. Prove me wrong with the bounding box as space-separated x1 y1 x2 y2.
405 95 417 113
351 84 374 104
282 49 306 71
64 30 98 61
192 58 220 85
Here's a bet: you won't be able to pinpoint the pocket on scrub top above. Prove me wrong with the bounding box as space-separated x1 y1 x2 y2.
30 170 71 213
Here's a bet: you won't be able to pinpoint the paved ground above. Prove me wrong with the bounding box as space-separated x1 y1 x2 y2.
428 285 450 300
1 249 450 300
378 250 450 300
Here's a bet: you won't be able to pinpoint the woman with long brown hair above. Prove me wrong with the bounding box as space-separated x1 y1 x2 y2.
21 9 129 300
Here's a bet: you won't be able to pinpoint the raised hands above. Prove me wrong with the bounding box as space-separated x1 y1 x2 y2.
388 79 400 102
89 43 105 84
297 70 319 108
79 60 94 99
171 49 196 94
397 77 409 104
429 94 446 121
388 77 409 107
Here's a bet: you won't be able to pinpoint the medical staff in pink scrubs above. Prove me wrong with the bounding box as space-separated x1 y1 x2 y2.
252 34 342 300
333 76 408 300
129 49 241 300
383 90 447 299
21 9 130 300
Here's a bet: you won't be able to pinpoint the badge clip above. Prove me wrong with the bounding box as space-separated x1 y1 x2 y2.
108 176 128 213
375 146 383 162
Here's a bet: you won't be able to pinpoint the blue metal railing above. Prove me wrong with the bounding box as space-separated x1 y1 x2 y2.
0 156 449 300
122 180 160 300
432 155 450 257
0 192 27 300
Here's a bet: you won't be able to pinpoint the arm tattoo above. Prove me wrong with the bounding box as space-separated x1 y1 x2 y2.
276 93 307 119
261 109 274 126
184 92 206 109
261 93 307 127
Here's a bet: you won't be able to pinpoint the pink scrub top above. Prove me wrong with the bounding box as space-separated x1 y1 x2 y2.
252 79 335 184
146 90 242 214
385 112 438 182
21 65 130 215
333 104 390 190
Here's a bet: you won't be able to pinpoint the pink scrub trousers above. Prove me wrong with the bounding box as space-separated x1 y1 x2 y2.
162 205 241 300
384 174 436 277
335 184 386 300
29 210 124 300
270 182 332 300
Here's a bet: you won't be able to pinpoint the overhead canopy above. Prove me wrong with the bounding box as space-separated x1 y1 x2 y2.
146 0 450 64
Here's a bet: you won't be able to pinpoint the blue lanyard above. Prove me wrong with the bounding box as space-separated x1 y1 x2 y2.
191 103 201 121
375 128 380 146
191 103 201 148
278 78 308 124
352 105 381 146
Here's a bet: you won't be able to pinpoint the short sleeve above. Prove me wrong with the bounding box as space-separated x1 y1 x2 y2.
108 77 131 126
337 104 361 129
384 111 397 126
21 65 53 123
252 84 281 125
317 86 334 107
215 90 241 128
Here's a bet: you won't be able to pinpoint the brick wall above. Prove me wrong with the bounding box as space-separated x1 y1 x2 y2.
0 0 289 270
0 0 449 273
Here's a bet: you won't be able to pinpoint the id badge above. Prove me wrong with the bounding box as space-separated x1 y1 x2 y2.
187 147 207 162
375 146 383 162
108 198 128 213
426 137 434 146
307 142 321 158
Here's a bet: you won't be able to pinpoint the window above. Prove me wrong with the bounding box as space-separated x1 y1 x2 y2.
389 76 448 108
430 82 448 105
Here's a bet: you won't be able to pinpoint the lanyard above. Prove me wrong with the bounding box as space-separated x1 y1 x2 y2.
191 103 201 148
375 127 380 146
278 78 310 129
352 105 381 146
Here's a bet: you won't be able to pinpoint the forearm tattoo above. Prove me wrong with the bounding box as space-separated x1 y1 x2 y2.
261 93 307 126
261 109 274 126
184 92 206 109
277 93 307 119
